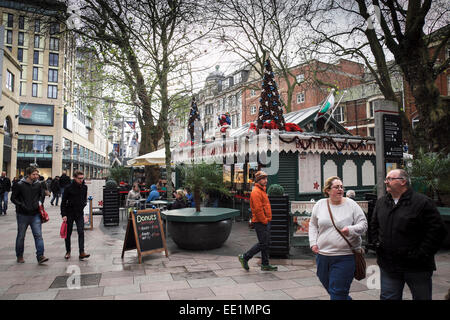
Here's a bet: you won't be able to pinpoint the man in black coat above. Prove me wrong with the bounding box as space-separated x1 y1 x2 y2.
60 170 90 260
59 171 71 198
370 169 447 300
11 166 48 264
0 171 11 215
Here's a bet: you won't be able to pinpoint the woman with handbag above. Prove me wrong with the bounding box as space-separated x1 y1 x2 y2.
308 176 367 300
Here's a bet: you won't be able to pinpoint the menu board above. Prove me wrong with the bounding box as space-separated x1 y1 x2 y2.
121 209 168 263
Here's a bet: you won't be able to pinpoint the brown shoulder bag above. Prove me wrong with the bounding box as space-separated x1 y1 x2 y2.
327 200 366 280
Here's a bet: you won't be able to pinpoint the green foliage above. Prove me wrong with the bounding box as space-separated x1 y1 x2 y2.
182 162 231 204
267 184 285 196
405 148 450 203
105 179 118 189
108 166 131 184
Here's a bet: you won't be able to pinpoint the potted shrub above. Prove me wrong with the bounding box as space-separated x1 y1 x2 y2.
406 149 450 206
182 162 230 212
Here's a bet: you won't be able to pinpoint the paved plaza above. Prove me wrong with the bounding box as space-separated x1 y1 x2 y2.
0 201 449 301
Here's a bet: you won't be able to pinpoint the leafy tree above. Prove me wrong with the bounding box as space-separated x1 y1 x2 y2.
305 0 450 154
182 163 231 212
109 166 132 184
406 149 450 206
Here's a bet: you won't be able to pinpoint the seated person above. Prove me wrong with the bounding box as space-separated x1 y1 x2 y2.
146 184 160 202
184 187 194 208
127 183 142 207
167 190 187 210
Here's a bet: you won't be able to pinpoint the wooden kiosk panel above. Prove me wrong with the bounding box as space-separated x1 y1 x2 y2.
121 209 168 263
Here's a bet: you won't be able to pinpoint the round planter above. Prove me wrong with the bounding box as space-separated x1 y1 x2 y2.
168 219 233 250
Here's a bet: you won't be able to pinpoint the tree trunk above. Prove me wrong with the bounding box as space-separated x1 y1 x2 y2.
194 188 201 212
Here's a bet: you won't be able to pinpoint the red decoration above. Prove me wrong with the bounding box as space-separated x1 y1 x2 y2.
313 181 320 190
285 122 303 132
262 120 278 130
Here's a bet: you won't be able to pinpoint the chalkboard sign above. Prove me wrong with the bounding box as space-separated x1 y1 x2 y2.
121 209 168 263
383 114 403 161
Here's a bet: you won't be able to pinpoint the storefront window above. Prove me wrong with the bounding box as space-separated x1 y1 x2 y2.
79 146 85 161
18 134 53 157
247 162 258 190
223 165 232 188
73 143 79 160
63 138 71 160
234 164 244 190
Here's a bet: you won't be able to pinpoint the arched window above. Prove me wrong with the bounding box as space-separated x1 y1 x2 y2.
3 116 12 134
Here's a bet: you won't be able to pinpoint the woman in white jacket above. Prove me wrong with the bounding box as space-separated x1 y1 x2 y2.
309 176 367 300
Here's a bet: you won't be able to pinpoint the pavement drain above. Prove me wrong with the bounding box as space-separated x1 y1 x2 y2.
49 273 102 289
171 270 217 281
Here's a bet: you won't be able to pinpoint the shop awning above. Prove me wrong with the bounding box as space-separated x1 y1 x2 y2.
127 148 171 166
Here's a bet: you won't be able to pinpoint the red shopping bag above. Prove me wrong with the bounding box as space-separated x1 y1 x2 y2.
60 221 67 239
39 203 49 223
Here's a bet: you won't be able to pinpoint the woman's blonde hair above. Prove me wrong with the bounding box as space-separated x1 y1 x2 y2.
176 189 184 198
323 176 342 197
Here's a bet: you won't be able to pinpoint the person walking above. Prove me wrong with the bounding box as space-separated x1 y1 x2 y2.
50 176 61 206
60 170 90 260
238 171 278 271
0 171 12 215
370 169 447 300
308 176 367 300
59 170 71 198
10 166 48 264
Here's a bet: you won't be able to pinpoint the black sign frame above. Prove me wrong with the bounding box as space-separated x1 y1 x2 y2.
382 114 403 162
121 208 168 264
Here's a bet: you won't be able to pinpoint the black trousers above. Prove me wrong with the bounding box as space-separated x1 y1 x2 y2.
244 222 271 266
65 214 85 254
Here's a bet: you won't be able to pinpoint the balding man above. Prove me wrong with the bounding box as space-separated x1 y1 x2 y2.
370 169 447 300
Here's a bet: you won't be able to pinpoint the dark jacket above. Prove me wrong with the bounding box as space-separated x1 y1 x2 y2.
0 176 11 193
370 188 447 272
168 198 187 210
10 178 45 216
61 180 88 218
59 174 71 188
50 179 60 194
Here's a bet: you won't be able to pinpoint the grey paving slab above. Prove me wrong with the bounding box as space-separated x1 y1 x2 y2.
210 283 264 297
168 287 215 300
241 289 294 300
187 276 236 288
140 280 190 293
55 287 105 300
103 283 141 296
283 285 329 299
172 270 218 281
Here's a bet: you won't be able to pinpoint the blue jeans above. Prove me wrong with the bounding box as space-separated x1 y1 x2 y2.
244 222 270 266
50 192 60 205
316 254 355 300
1 192 8 214
16 213 45 261
380 268 433 300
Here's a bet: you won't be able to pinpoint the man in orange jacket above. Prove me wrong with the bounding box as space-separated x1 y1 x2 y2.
239 171 278 271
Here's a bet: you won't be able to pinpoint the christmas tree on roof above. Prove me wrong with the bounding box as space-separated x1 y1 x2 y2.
187 96 203 143
256 58 286 131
